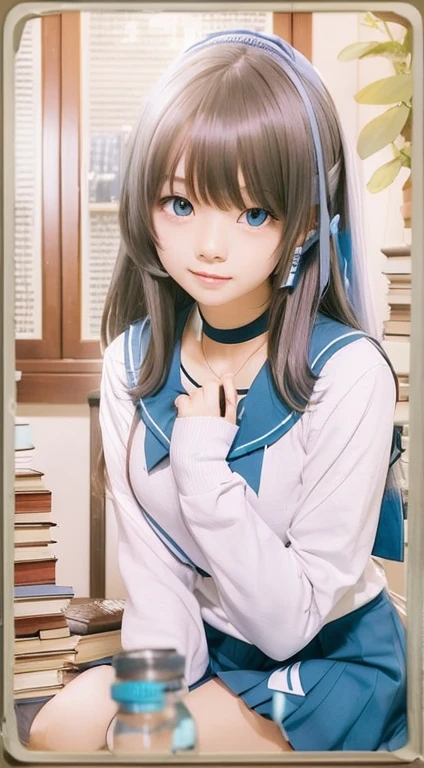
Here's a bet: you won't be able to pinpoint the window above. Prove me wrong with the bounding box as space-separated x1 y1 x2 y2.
15 11 312 403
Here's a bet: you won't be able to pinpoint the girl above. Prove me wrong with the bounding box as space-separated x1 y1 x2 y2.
27 29 406 753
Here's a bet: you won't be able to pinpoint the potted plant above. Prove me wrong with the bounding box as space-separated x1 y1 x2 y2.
337 12 412 227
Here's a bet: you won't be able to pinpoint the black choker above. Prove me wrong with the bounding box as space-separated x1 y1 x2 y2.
199 307 269 344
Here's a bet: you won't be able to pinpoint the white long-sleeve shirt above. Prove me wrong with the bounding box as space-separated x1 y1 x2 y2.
99 330 395 686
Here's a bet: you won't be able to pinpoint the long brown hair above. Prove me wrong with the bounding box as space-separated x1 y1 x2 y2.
101 42 361 412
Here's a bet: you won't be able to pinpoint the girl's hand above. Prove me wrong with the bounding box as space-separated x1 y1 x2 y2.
174 374 237 424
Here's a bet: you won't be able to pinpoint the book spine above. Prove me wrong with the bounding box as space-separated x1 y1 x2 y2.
14 559 56 586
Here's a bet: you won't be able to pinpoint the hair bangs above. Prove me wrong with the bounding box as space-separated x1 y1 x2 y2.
163 55 308 220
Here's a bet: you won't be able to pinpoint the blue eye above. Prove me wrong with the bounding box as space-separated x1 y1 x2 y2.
245 208 269 227
171 197 193 217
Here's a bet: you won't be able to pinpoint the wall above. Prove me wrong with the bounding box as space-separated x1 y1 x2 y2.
16 12 407 599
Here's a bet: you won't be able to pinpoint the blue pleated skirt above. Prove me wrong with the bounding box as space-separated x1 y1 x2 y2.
191 589 407 752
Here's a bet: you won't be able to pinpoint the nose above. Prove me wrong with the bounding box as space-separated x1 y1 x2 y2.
195 211 228 262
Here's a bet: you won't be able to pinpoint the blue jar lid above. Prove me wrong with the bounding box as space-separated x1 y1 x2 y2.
111 680 166 710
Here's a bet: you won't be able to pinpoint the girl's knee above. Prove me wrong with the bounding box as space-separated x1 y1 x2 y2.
27 665 117 752
27 716 49 751
185 678 290 752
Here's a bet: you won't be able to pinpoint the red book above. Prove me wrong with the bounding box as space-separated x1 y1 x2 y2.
15 491 52 514
14 559 57 586
15 613 68 637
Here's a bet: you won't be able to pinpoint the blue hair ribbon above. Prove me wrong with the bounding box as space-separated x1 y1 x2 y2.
329 213 354 299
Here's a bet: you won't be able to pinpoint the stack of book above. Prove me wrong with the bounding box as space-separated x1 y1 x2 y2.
381 244 410 529
382 244 411 427
13 424 124 705
14 585 76 700
14 469 57 589
62 597 125 672
14 422 75 701
382 244 411 339
14 598 124 696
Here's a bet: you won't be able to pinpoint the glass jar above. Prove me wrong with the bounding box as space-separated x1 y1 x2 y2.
109 649 197 754
165 676 197 752
111 679 175 753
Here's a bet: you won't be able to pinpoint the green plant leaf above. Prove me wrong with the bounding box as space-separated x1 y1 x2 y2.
337 41 382 62
362 11 381 29
357 104 410 158
355 74 413 105
399 147 411 169
366 157 403 192
353 41 406 60
403 27 412 54
401 142 412 159
401 111 412 143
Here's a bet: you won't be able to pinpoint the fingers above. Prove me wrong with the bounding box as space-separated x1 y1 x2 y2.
174 381 221 418
221 374 237 424
174 393 191 417
202 380 221 414
174 377 237 422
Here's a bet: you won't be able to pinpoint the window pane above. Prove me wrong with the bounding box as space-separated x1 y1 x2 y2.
14 18 42 340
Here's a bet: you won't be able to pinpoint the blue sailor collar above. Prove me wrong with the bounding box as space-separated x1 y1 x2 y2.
125 306 405 563
126 305 367 496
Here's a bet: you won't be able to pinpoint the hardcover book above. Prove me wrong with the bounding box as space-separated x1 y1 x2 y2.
15 612 69 637
14 685 64 702
64 598 125 635
14 585 74 600
14 652 77 674
14 558 56 586
14 663 64 689
14 523 56 546
14 629 121 664
14 470 45 492
15 490 52 514
14 597 71 618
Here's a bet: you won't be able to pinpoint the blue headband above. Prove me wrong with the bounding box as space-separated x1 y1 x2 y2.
186 30 343 298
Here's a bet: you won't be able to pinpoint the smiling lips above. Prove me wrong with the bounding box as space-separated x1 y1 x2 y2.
191 270 232 283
